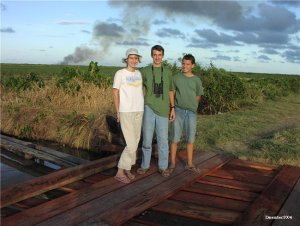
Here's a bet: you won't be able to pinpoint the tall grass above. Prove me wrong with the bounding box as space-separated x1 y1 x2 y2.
1 81 114 149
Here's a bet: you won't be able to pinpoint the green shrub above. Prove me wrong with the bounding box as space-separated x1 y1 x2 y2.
245 77 300 101
1 72 45 91
198 64 246 114
88 61 100 75
56 65 113 94
19 124 33 139
285 78 300 93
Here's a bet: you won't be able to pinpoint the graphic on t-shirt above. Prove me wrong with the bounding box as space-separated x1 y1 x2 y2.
126 75 142 87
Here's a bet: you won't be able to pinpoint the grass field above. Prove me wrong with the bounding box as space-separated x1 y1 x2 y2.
195 94 300 166
1 63 121 78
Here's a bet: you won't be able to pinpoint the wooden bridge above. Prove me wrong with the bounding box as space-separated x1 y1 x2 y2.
1 149 299 226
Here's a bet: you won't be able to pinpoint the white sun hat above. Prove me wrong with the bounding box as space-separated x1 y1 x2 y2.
122 48 142 63
125 48 142 58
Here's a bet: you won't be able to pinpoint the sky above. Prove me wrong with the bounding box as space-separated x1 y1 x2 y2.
1 0 300 75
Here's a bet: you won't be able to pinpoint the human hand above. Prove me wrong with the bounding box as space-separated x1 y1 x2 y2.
116 112 120 123
169 109 176 121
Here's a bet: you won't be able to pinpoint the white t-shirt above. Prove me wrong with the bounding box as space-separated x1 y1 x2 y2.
113 68 144 112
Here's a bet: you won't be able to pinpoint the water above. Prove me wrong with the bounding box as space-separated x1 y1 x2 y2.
0 146 98 189
0 140 119 190
0 134 118 189
0 162 34 189
0 147 59 189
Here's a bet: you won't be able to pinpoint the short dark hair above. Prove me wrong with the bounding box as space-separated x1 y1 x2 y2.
182 54 195 64
151 45 164 56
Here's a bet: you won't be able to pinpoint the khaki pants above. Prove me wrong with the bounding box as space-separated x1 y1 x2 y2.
118 112 143 170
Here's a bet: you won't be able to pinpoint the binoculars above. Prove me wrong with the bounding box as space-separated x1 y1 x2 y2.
153 82 163 97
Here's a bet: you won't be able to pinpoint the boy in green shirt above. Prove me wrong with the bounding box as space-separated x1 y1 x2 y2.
169 54 204 173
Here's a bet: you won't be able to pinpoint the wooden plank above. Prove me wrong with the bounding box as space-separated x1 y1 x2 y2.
124 218 163 226
74 219 114 226
0 165 158 226
222 164 278 176
0 154 120 208
13 203 31 210
130 210 224 226
198 175 265 192
34 145 89 165
60 180 92 191
152 199 240 225
1 208 15 218
55 186 76 193
1 139 77 167
99 143 124 153
0 134 33 146
1 134 89 165
271 178 300 226
34 152 218 226
81 154 231 226
83 173 111 183
209 168 274 185
14 197 49 209
233 166 300 226
1 149 35 166
184 182 258 202
222 159 278 176
1 207 21 218
171 191 249 212
225 158 277 171
1 150 52 176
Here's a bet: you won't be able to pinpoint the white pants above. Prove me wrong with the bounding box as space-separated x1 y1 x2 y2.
118 112 143 170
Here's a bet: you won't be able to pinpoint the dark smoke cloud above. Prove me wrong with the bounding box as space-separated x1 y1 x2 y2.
116 40 150 46
153 19 168 25
1 3 6 11
62 22 125 64
81 29 91 34
92 22 126 60
61 46 96 65
1 27 15 33
93 22 125 38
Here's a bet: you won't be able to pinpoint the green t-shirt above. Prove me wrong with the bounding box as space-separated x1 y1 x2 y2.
173 73 204 113
141 65 174 117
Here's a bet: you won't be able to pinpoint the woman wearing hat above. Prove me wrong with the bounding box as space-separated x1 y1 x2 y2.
113 48 144 183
